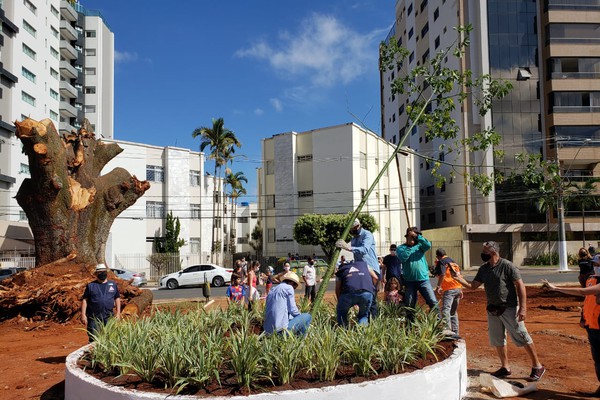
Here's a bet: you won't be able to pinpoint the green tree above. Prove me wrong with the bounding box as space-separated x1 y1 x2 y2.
249 222 263 258
566 178 600 246
156 211 185 253
293 213 378 260
192 118 241 262
225 171 248 255
311 25 512 311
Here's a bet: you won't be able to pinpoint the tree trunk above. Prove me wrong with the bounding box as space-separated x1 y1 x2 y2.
15 118 150 266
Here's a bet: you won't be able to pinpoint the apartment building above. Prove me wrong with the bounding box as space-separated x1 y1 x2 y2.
233 201 259 255
258 122 416 258
0 0 113 255
381 0 600 266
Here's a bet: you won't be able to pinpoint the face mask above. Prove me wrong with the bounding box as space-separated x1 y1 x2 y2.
96 272 108 281
481 253 492 262
350 227 359 236
284 266 290 272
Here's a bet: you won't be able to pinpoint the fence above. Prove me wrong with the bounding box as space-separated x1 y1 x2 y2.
0 257 36 270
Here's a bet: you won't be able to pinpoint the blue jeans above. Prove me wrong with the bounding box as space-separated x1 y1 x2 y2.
440 289 461 334
404 280 438 309
87 315 111 343
287 313 312 336
337 291 373 327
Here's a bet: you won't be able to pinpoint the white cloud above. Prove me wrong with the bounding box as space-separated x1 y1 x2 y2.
236 13 385 87
254 108 264 116
269 98 283 112
115 50 139 63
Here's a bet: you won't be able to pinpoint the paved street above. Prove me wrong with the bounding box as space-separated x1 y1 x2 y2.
149 267 581 302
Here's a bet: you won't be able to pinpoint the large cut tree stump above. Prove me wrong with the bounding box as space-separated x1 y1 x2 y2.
0 119 152 321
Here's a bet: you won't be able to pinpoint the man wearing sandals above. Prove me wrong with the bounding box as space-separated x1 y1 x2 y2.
452 241 545 382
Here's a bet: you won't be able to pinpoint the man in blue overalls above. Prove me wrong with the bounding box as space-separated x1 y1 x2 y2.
81 263 121 342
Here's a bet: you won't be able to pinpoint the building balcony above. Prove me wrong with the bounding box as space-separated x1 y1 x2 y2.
60 0 78 22
60 101 77 118
59 121 76 134
59 80 77 98
545 0 600 11
60 60 78 80
60 20 77 41
59 40 77 60
552 106 600 113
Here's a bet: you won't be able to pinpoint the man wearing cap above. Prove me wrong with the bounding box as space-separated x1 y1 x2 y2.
335 260 379 327
397 227 438 314
453 241 545 382
263 271 312 335
80 264 121 343
382 244 402 286
335 218 380 318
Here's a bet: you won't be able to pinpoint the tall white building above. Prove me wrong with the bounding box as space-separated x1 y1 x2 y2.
258 122 416 258
233 201 259 255
0 0 113 255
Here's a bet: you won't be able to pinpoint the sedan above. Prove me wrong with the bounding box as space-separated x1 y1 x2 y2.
159 264 232 290
112 268 148 287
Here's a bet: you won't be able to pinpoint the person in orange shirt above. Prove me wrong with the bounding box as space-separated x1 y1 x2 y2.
434 248 463 337
542 273 600 397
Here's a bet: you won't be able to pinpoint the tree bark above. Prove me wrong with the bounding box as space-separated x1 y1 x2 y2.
15 118 150 267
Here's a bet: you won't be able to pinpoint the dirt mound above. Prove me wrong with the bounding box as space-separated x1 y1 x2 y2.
0 262 141 322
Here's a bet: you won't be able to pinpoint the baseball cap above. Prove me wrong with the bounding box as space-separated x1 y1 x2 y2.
390 244 397 251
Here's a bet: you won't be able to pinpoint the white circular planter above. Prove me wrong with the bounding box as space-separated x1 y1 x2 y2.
65 341 467 400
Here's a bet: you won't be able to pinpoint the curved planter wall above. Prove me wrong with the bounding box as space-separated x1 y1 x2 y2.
66 341 467 400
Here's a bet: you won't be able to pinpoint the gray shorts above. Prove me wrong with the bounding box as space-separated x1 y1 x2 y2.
487 306 533 347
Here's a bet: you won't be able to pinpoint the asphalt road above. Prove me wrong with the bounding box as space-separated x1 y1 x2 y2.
150 268 581 302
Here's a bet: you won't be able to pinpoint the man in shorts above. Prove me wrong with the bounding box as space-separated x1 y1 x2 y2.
452 241 545 381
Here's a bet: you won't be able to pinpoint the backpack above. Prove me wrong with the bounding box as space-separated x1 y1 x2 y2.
434 259 460 276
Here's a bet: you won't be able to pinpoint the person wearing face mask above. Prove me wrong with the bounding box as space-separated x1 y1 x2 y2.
80 263 121 343
452 241 545 382
336 218 380 318
541 268 600 397
274 262 291 283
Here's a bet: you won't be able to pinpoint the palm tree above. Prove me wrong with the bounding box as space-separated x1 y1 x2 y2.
225 171 247 255
191 118 240 263
566 177 600 246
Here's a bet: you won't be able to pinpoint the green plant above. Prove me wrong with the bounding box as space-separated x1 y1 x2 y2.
264 332 303 385
409 307 445 360
340 324 380 376
228 328 267 389
309 323 341 381
528 252 559 266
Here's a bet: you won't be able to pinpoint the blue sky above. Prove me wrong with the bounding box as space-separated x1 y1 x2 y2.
82 1 393 201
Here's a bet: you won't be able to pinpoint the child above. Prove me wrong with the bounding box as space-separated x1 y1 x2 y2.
226 274 246 304
384 277 403 305
265 266 274 295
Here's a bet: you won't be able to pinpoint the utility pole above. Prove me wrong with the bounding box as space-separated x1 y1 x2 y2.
556 146 569 272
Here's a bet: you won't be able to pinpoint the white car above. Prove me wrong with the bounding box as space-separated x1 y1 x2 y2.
159 264 233 289
112 268 147 287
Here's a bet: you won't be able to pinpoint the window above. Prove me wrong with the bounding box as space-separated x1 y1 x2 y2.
238 216 249 223
146 165 164 182
251 212 258 219
421 49 430 64
23 20 36 37
50 47 59 59
420 0 428 11
434 7 439 21
51 26 59 38
266 160 274 175
49 110 58 121
189 238 201 254
146 201 165 218
428 212 436 224
408 199 413 210
297 154 313 162
384 194 389 208
22 43 36 60
50 89 58 100
267 228 276 243
360 152 367 169
441 182 446 192
442 210 447 222
409 51 415 63
50 68 58 79
21 91 35 106
20 163 30 174
84 105 96 113
407 167 412 182
361 188 366 199
298 190 313 198
237 237 249 244
24 0 36 14
85 86 96 94
267 194 275 209
189 170 201 186
214 190 221 204
426 185 435 196
21 67 36 83
407 3 413 15
85 68 96 75
385 227 391 243
421 22 429 38
435 35 440 49
408 28 414 39
85 48 96 56
392 135 397 144
50 5 59 17
85 30 97 38
190 204 201 219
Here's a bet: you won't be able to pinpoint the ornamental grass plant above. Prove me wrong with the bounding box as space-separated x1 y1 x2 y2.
85 300 448 394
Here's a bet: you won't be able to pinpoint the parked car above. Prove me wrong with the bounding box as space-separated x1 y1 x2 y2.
112 268 147 287
159 264 233 289
0 267 26 282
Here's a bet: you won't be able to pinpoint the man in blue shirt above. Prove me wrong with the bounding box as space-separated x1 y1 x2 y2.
336 218 380 318
382 244 402 286
263 272 312 335
335 261 378 327
81 264 121 342
397 227 437 316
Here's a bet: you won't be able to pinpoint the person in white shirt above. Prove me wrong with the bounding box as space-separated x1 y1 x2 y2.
302 257 318 302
